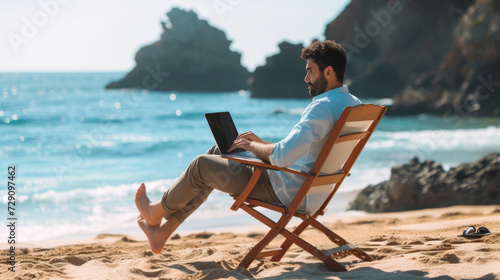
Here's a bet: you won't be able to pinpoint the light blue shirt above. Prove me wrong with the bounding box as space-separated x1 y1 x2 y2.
268 85 362 214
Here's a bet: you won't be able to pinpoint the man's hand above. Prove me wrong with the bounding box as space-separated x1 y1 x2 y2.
235 131 269 144
227 131 274 162
228 137 252 152
227 131 268 152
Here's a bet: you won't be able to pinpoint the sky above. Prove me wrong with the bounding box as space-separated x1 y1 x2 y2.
1 0 349 72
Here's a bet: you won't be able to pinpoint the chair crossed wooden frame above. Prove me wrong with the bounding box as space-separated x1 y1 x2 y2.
222 104 387 271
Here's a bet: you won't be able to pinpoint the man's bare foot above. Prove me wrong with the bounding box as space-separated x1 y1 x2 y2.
135 183 165 226
137 215 180 254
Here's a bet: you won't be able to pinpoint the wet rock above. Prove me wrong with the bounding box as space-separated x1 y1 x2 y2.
349 153 500 212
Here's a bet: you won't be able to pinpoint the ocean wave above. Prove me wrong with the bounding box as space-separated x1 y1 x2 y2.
1 115 62 126
369 126 500 150
87 138 197 157
20 178 175 205
17 209 139 241
361 98 394 106
271 107 304 115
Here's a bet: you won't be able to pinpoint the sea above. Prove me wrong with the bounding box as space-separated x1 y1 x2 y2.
1 72 500 242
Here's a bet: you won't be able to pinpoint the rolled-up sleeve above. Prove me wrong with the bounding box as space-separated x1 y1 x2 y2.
270 101 332 167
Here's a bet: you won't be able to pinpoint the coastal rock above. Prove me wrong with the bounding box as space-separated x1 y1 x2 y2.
324 0 500 116
349 153 500 213
249 41 307 98
106 8 249 92
392 0 500 117
325 0 474 99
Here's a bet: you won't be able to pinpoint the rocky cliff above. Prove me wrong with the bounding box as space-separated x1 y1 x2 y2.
324 0 499 116
249 42 307 98
106 8 249 92
391 0 500 117
349 153 500 213
325 0 474 99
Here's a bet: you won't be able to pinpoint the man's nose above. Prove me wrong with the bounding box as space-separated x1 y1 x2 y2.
304 74 309 83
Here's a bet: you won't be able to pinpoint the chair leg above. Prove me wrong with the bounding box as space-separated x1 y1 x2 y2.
308 218 373 261
279 227 347 271
237 204 288 269
270 219 310 262
239 227 282 269
308 218 347 246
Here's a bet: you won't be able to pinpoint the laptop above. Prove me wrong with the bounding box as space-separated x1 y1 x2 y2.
204 112 259 160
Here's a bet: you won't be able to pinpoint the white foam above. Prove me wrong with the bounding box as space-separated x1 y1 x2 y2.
18 209 139 241
370 126 500 151
271 107 305 115
26 178 174 204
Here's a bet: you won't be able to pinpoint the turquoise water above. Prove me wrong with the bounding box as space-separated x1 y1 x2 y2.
1 72 500 241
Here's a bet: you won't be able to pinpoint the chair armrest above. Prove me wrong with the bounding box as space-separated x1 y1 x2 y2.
222 155 312 178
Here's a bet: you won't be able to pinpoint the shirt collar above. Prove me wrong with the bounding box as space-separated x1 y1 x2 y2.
313 85 349 101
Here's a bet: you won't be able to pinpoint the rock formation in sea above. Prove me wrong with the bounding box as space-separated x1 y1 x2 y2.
106 8 249 92
349 153 500 213
324 0 499 116
249 42 307 98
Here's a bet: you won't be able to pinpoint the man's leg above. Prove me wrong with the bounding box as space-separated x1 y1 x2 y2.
160 145 279 223
160 154 274 222
135 146 218 253
134 146 221 226
135 146 280 253
136 214 180 254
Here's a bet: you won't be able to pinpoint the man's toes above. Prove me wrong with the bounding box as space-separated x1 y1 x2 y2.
135 185 147 201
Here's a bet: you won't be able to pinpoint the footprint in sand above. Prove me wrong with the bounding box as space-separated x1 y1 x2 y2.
423 236 442 242
422 253 460 264
171 233 181 240
143 251 154 257
369 235 388 242
204 248 215 256
49 256 88 266
248 233 264 239
130 268 163 277
386 236 402 246
191 232 213 239
405 240 424 245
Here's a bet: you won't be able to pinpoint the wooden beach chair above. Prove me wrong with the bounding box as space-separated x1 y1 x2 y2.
222 104 387 271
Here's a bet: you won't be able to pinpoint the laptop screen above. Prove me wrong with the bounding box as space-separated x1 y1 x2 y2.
205 112 244 154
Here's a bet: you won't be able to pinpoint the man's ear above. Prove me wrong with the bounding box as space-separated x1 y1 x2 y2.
324 66 335 79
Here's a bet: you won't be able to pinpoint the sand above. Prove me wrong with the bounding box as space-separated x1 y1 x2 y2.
2 205 500 280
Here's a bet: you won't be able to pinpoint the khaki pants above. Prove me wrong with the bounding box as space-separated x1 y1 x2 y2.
161 146 281 223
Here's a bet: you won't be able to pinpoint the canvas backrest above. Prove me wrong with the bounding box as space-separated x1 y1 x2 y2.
319 120 374 175
305 105 386 201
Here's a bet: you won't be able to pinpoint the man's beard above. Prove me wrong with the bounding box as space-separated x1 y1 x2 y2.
308 73 328 97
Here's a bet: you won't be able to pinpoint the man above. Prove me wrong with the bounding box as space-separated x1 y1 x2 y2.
135 40 362 254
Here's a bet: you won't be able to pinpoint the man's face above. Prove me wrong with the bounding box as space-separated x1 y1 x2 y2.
304 59 328 97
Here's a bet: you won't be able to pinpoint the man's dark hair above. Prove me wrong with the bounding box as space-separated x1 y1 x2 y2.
301 40 346 83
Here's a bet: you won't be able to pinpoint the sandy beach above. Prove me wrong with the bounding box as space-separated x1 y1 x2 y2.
2 205 499 280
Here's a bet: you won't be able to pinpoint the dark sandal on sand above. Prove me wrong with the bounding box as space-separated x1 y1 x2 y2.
477 226 491 236
461 226 491 238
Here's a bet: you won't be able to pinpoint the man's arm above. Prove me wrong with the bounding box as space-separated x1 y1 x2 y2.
248 141 274 162
272 102 331 167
